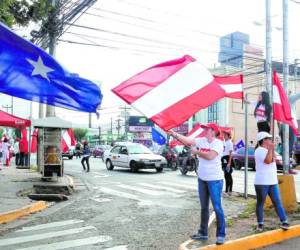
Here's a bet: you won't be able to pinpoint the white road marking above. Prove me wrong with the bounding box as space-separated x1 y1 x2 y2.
105 245 128 250
16 220 84 232
137 183 186 193
99 187 141 201
93 174 110 178
0 226 96 247
16 236 112 250
117 184 179 197
158 181 197 190
91 198 112 203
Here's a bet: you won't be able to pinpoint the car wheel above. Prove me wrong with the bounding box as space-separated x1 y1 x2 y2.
68 156 73 160
156 167 163 173
106 160 114 170
233 159 242 170
130 161 139 172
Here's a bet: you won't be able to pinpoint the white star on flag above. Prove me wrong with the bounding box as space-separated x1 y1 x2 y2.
27 56 54 81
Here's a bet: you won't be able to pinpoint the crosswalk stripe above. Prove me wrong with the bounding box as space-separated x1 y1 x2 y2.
0 226 96 247
15 236 111 250
117 184 178 196
99 187 141 201
158 181 197 190
105 246 128 250
16 220 84 232
137 183 185 193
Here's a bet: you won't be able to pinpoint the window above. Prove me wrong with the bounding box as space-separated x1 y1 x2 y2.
207 103 219 123
111 146 121 154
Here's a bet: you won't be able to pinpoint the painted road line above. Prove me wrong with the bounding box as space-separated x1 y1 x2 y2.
137 183 185 193
0 226 96 247
16 236 112 250
91 198 112 203
99 187 141 201
158 181 197 190
117 184 179 197
105 246 128 250
16 220 84 232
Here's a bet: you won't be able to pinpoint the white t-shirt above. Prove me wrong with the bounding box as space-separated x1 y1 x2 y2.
254 147 278 185
223 140 234 156
195 137 224 181
252 101 267 122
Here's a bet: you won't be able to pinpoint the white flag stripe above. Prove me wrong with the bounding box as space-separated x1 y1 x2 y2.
137 183 185 193
62 130 71 148
16 220 84 232
158 181 197 190
219 83 242 93
131 62 214 118
188 127 204 139
273 85 281 104
16 236 111 250
0 226 96 247
117 184 179 197
99 187 141 201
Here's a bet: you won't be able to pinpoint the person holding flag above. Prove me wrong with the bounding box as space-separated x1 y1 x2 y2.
169 123 226 245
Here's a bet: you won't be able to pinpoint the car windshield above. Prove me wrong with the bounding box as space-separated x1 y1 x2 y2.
127 145 153 154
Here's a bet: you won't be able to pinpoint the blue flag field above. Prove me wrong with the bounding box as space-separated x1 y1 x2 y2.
0 22 102 113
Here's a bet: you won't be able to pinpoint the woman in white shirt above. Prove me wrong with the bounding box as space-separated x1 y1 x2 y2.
222 131 234 195
254 132 289 232
169 123 226 245
253 91 272 133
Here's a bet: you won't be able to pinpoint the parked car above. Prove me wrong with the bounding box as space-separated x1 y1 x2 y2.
103 142 167 173
62 146 75 160
92 145 106 158
232 147 296 171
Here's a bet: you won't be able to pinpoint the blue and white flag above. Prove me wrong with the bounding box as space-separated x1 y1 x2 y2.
152 127 166 145
235 139 245 150
0 22 102 113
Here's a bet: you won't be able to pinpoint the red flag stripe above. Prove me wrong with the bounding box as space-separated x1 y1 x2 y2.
112 55 195 104
214 75 243 99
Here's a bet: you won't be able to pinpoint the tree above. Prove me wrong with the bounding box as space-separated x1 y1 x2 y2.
0 0 49 28
72 128 88 142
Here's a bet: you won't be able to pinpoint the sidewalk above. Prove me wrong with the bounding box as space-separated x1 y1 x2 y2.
0 163 73 225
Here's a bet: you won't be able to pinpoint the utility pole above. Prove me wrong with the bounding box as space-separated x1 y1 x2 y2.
119 105 131 141
98 126 101 144
110 117 113 142
116 118 122 140
46 0 58 117
282 0 289 174
2 104 12 113
88 113 92 128
265 0 273 94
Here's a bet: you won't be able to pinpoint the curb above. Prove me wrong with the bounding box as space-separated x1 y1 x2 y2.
178 225 300 250
0 201 48 224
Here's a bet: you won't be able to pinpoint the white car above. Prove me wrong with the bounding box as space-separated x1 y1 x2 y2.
103 142 167 173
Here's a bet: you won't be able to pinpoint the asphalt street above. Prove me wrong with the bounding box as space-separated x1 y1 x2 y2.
0 158 299 249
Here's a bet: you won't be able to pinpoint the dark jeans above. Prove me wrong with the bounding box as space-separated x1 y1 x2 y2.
19 153 28 166
15 153 20 166
221 156 233 193
81 156 90 171
198 178 226 238
255 184 288 225
257 121 270 133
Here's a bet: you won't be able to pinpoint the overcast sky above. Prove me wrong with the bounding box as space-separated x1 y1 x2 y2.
4 0 300 129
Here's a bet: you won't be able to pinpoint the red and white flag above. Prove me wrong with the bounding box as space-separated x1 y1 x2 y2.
273 71 298 135
61 128 76 153
112 55 243 130
214 75 244 99
187 123 205 139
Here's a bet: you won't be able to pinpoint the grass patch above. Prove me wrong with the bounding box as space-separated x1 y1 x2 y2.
226 217 234 227
238 199 256 219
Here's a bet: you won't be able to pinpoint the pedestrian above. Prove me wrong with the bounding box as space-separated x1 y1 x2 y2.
169 123 226 245
81 141 91 172
2 138 11 166
14 138 20 166
222 131 234 196
254 132 289 232
75 143 81 159
253 91 272 133
0 140 3 169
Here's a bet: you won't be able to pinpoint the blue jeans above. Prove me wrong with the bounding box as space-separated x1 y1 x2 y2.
255 184 288 225
198 178 226 238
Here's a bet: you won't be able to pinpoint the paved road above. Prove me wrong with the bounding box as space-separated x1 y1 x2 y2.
0 158 201 250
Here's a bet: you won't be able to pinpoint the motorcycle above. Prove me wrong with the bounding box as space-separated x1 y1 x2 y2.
177 147 198 175
165 150 178 171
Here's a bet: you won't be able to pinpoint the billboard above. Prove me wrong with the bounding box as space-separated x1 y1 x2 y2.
128 116 154 133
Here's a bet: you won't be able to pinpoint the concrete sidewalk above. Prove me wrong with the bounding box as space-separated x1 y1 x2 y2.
0 164 73 225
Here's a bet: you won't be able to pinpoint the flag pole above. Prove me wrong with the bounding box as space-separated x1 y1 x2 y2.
244 93 249 199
